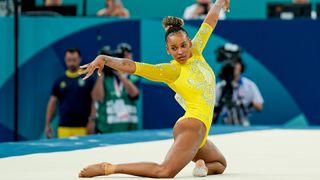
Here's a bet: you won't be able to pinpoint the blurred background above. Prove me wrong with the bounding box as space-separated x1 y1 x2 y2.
1 0 320 142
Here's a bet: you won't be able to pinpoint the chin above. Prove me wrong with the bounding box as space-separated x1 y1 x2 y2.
177 58 187 64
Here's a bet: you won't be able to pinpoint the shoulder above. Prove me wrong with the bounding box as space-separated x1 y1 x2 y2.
184 4 197 11
241 77 258 88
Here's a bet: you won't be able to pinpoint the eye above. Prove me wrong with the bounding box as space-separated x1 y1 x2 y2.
171 47 177 51
181 43 186 48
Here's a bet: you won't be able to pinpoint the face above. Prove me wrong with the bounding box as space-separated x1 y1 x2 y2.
233 62 242 80
166 32 192 64
65 51 81 72
45 0 62 6
106 0 115 7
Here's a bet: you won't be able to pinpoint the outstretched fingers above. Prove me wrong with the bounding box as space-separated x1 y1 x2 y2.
97 66 103 77
80 63 96 80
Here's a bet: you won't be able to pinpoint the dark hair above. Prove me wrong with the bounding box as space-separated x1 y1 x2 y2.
162 16 189 42
66 48 81 57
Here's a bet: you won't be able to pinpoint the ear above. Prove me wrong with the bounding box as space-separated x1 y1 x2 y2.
166 45 170 55
188 39 192 48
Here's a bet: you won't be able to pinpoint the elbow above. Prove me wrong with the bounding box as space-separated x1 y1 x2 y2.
129 89 139 99
255 104 263 112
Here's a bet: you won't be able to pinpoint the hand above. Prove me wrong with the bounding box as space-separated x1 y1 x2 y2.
215 0 230 12
45 125 52 139
80 55 105 80
86 120 95 135
223 0 230 12
195 5 206 15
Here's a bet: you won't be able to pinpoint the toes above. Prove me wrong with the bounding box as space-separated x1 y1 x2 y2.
79 169 86 177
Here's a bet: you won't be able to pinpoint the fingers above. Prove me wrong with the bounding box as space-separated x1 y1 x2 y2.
80 64 89 69
83 67 95 80
97 66 103 77
79 64 90 75
224 0 230 12
45 131 52 139
80 63 96 80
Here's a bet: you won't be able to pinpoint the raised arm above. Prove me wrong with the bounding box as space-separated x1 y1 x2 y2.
204 0 229 29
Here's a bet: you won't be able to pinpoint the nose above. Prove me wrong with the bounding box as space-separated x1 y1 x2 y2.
177 48 183 55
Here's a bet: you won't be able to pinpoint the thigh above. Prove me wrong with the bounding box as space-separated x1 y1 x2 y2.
161 118 206 174
193 140 227 167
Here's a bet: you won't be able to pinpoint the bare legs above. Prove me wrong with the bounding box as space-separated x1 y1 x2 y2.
79 118 227 178
193 139 227 175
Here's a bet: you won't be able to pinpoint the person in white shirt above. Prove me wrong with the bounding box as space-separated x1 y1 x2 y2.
183 0 226 20
215 59 263 126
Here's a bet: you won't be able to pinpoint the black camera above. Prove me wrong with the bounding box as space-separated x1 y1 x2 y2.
216 43 242 83
115 43 132 58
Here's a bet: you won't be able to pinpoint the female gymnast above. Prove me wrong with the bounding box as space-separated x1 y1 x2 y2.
79 0 229 178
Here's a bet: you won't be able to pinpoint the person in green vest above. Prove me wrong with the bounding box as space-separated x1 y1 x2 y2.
91 44 140 133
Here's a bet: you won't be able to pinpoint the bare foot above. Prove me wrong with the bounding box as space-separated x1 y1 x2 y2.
192 159 208 177
79 162 113 178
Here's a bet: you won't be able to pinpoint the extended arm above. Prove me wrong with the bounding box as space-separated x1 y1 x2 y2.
80 55 136 80
204 0 229 29
81 55 180 84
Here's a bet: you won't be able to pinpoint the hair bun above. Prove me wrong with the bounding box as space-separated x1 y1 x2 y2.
162 16 184 32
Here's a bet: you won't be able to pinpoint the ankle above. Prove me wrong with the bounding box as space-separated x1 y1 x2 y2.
103 163 115 175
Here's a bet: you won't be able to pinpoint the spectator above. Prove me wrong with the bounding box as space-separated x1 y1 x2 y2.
0 0 13 16
97 0 130 18
292 0 309 4
45 48 97 138
91 44 140 133
214 57 263 126
183 0 226 20
44 0 62 6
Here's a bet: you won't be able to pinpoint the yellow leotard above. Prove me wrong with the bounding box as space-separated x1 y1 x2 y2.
134 23 215 148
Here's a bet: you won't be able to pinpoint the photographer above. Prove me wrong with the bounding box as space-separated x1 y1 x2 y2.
183 0 226 20
91 44 139 133
214 44 263 126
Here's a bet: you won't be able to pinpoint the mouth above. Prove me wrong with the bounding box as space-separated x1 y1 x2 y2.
177 56 186 61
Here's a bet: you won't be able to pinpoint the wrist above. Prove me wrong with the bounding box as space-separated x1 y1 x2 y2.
98 55 108 65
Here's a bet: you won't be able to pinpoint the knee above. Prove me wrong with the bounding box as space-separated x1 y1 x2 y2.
154 165 177 178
